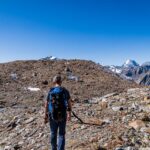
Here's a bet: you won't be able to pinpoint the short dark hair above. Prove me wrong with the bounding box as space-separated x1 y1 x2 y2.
53 75 62 84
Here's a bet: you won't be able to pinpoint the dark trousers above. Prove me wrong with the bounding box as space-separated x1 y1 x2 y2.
49 116 66 150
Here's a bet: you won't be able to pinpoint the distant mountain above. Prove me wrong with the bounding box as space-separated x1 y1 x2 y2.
108 65 122 74
40 56 57 60
141 62 150 67
106 59 150 86
137 72 150 86
122 59 139 68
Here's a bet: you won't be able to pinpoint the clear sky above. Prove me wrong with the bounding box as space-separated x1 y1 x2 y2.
0 0 150 65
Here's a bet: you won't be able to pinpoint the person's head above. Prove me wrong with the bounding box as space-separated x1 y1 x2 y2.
52 75 62 85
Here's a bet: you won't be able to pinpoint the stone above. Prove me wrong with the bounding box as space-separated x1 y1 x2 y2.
130 102 139 110
18 141 24 145
9 133 17 138
100 101 108 109
27 87 40 92
24 117 35 124
144 96 150 101
10 73 18 80
72 124 81 130
3 120 10 124
87 118 104 126
115 146 134 150
145 128 150 134
127 88 140 93
112 106 124 111
4 146 13 150
32 72 37 77
122 114 132 123
103 92 118 98
7 121 17 129
67 75 79 81
129 120 145 130
14 144 21 150
81 125 86 130
107 138 124 149
103 118 112 124
39 133 44 138
42 80 48 85
142 115 150 122
88 99 98 104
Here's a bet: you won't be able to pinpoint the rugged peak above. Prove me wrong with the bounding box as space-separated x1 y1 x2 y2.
137 72 150 85
106 59 150 86
122 59 139 68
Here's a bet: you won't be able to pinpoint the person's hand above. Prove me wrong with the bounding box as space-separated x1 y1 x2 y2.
67 112 71 121
44 114 48 124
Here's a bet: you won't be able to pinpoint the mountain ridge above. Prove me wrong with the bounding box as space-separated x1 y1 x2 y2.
107 59 150 86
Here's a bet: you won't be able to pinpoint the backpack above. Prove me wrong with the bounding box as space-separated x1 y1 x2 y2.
48 87 68 121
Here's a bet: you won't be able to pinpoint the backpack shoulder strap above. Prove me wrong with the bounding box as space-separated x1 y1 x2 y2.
49 87 55 93
60 86 66 92
60 87 70 102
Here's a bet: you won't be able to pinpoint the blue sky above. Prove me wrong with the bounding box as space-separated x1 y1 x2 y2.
0 0 150 65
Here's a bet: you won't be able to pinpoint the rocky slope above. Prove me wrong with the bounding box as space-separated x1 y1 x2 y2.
1 87 150 150
0 59 137 102
0 59 143 150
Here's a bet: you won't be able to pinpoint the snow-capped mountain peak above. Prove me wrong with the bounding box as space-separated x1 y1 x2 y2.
40 56 57 60
122 59 139 68
106 59 150 85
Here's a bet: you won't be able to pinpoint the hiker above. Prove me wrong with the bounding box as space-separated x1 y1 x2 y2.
44 75 72 150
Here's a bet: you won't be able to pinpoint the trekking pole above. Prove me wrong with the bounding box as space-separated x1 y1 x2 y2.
71 111 104 126
71 111 84 124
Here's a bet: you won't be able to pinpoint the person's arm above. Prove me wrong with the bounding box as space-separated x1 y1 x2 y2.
44 96 49 124
63 87 72 121
67 98 72 121
44 101 49 124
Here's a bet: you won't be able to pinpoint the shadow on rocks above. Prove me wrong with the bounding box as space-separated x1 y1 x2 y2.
97 147 107 150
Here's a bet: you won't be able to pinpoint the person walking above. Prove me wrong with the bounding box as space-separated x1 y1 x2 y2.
44 75 72 150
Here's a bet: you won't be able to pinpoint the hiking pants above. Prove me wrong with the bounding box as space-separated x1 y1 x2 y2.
49 117 66 150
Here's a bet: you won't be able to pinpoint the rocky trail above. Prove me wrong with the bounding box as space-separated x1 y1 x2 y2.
0 88 150 150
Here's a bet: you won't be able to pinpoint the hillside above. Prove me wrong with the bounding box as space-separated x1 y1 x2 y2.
0 59 138 105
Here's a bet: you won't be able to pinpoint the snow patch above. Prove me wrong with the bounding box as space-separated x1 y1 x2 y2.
27 87 40 92
109 66 122 74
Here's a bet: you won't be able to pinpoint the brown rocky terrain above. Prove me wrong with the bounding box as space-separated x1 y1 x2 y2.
1 60 150 150
0 59 138 102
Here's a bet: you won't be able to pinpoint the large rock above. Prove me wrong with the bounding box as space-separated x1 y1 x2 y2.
129 120 145 130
